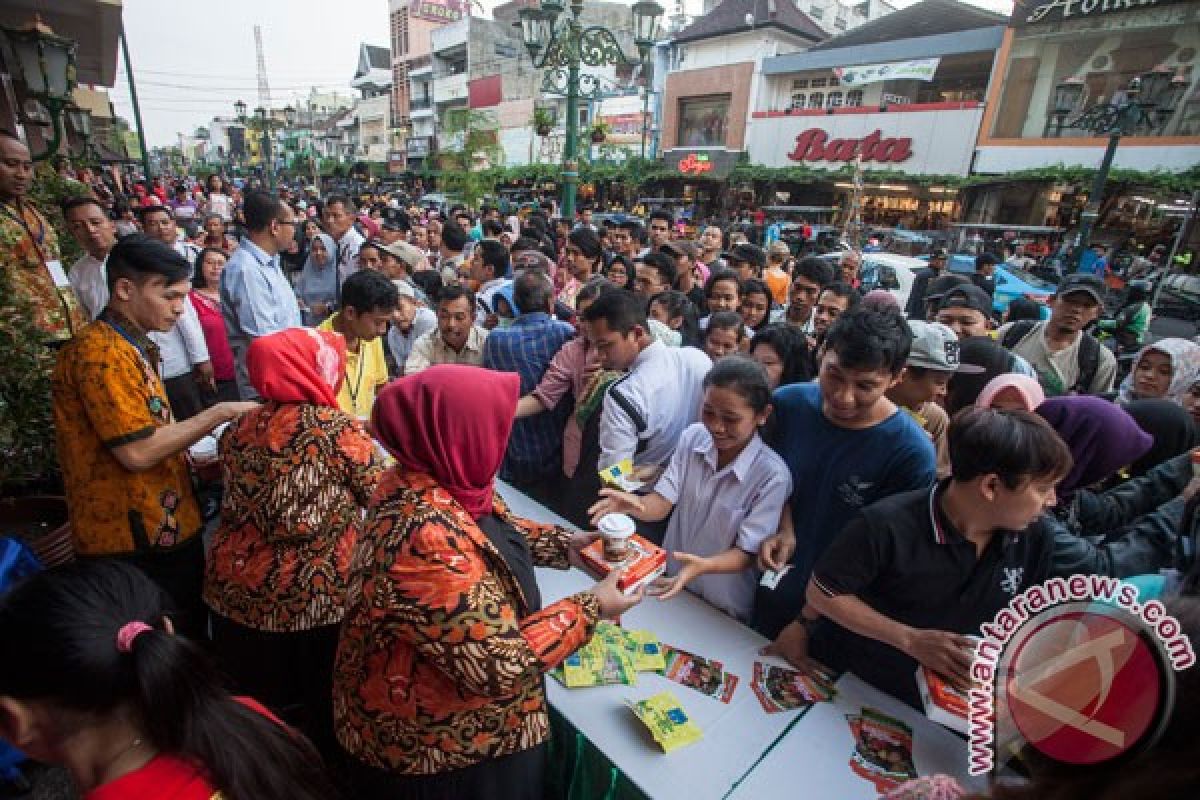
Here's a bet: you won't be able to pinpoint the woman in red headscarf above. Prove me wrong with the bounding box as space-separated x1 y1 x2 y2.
334 365 641 800
204 327 382 761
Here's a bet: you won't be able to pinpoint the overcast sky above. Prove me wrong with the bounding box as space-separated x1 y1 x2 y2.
110 0 1014 148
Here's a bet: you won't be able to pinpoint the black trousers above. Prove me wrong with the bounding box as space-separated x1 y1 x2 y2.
163 372 206 421
106 535 208 642
343 742 547 800
209 614 341 762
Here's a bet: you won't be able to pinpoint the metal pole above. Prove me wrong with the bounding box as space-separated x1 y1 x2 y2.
1150 189 1200 310
1070 130 1120 272
641 85 649 161
562 48 580 221
119 24 153 181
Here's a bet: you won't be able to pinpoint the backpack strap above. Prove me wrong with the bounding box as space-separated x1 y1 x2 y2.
1071 333 1102 394
1000 319 1037 350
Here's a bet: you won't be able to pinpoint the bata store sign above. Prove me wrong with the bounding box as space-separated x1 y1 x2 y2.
746 106 984 177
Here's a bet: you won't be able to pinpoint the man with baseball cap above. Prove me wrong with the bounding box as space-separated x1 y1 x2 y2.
726 242 766 283
934 284 993 339
888 321 985 475
377 239 426 280
378 207 411 245
905 248 950 320
998 273 1116 396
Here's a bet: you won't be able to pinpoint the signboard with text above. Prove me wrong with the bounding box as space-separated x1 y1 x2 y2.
1012 0 1189 25
410 0 466 24
745 107 984 177
663 149 740 179
834 58 940 87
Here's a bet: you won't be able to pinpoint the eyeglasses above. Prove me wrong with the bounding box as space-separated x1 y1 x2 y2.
277 218 297 227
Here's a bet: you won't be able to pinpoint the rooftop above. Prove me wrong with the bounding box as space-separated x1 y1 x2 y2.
807 0 1005 51
673 0 827 46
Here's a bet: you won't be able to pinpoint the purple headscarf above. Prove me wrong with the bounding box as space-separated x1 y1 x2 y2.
1037 396 1153 500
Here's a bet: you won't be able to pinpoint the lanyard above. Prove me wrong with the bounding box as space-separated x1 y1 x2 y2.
345 346 365 415
103 317 158 375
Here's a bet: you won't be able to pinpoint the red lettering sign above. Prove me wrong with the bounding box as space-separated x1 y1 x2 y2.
786 128 912 164
678 153 714 175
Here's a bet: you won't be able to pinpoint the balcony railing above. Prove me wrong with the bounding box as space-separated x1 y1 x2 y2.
410 97 432 111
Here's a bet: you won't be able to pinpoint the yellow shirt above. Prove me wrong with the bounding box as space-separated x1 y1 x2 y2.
319 314 389 419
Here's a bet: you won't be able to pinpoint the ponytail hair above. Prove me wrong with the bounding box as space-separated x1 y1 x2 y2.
0 561 337 800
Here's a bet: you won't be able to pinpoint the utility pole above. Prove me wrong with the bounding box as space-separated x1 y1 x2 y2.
119 23 153 181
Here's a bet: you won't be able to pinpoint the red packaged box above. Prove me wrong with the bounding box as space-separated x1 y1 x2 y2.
580 534 667 595
915 666 969 734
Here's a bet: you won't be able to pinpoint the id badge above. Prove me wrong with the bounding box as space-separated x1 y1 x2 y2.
46 260 69 288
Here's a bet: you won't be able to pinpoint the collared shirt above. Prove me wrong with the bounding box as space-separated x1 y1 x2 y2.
69 252 109 320
318 314 389 419
387 307 438 373
51 309 202 556
809 482 1052 708
221 238 303 398
598 339 711 470
0 198 87 341
404 325 488 374
149 297 209 380
482 312 575 482
656 424 792 622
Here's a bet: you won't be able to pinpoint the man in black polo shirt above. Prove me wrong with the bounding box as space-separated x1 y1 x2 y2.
764 408 1071 708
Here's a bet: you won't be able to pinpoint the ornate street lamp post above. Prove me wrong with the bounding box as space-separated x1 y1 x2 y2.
1 16 78 161
235 102 294 191
1051 66 1187 271
517 0 662 220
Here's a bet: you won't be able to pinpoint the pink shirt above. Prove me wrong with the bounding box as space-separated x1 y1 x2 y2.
531 337 601 477
189 290 236 382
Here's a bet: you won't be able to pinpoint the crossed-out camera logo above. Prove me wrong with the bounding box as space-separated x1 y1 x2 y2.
968 575 1195 775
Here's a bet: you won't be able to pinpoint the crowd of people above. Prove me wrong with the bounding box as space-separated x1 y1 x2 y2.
3 127 1200 799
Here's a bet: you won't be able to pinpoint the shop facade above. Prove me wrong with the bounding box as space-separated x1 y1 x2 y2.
968 0 1200 239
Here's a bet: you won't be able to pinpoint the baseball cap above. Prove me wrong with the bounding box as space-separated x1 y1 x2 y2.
1057 273 1106 304
938 284 992 316
924 273 972 304
378 240 425 270
726 243 765 267
768 241 792 258
382 208 411 232
907 321 986 373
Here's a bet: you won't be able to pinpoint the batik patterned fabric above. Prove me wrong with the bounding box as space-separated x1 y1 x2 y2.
0 199 86 341
333 468 600 775
204 402 381 631
51 310 202 556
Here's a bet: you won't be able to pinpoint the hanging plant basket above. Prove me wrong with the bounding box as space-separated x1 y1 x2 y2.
590 129 606 143
536 124 552 137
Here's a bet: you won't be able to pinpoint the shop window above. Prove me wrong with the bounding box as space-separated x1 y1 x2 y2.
990 6 1199 139
792 79 809 89
808 92 824 109
678 95 729 147
827 91 844 108
846 89 863 107
790 92 806 110
810 77 828 88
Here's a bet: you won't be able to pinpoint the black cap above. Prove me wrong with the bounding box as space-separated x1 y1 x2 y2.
1057 273 1106 304
726 243 765 267
924 273 971 303
381 208 411 232
938 284 993 316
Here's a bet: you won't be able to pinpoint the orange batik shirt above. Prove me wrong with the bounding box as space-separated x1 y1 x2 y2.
52 309 202 556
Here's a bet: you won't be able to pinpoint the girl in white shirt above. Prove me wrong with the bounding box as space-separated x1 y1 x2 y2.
589 356 792 621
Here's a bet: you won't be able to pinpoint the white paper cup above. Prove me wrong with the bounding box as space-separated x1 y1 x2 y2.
598 513 636 562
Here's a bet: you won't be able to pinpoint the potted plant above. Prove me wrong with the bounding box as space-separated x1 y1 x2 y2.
531 107 555 137
589 121 610 143
0 244 73 567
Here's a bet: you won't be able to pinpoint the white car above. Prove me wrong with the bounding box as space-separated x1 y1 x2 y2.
817 251 920 313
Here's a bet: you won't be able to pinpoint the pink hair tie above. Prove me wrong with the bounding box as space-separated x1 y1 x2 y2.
116 621 153 654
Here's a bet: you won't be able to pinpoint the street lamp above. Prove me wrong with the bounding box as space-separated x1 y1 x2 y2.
1 16 79 161
66 105 94 160
234 99 247 119
1052 66 1187 270
517 0 662 219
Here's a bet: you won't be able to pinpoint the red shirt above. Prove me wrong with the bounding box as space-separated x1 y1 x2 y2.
188 291 235 382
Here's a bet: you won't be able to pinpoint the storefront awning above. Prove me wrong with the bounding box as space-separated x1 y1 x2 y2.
761 26 1004 75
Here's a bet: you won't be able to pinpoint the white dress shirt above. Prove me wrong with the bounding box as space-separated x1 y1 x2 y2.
598 339 711 471
69 252 109 320
335 227 365 283
149 295 209 379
